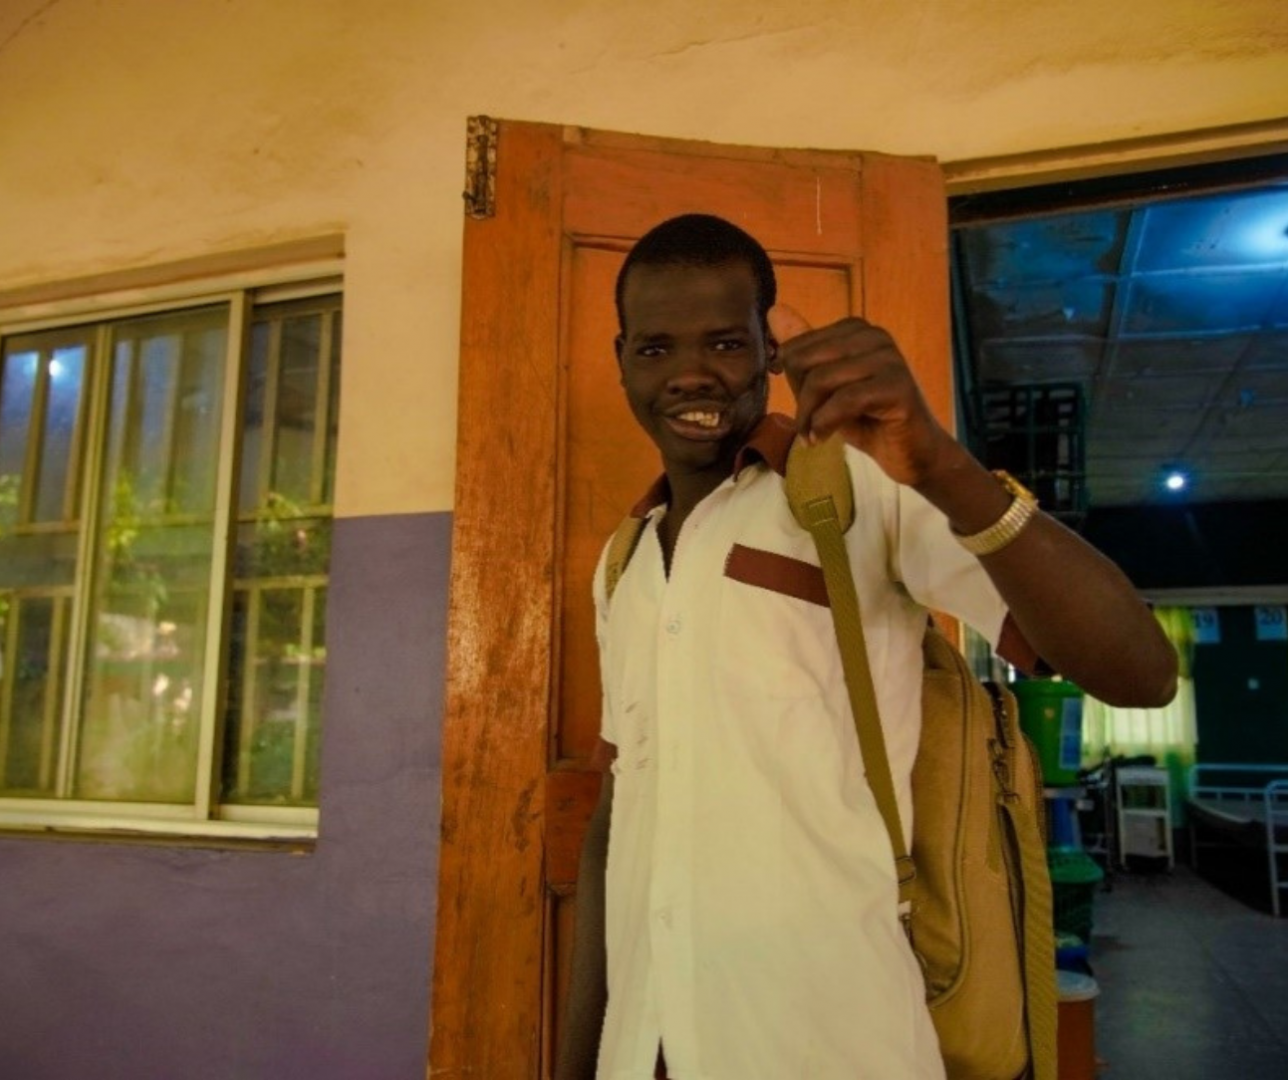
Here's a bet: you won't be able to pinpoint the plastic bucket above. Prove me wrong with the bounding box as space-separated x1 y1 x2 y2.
1056 970 1100 1080
1013 678 1084 785
1047 792 1080 848
1055 932 1089 973
1049 849 1105 944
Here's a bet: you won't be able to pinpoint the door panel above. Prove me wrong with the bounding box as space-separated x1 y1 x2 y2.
562 143 867 257
432 121 948 1079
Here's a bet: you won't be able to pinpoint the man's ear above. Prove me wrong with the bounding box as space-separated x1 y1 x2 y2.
766 334 783 375
614 334 630 384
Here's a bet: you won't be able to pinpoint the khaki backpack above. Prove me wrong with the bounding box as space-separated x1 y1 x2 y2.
604 434 1057 1080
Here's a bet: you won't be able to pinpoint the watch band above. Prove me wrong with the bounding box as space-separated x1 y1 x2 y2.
954 471 1039 556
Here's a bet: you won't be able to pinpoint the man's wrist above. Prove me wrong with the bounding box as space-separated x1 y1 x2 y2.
911 442 1011 531
952 471 1039 556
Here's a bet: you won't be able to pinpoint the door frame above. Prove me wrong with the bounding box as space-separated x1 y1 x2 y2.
942 116 1288 194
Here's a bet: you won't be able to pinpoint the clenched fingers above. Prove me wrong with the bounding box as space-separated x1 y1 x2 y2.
768 306 911 441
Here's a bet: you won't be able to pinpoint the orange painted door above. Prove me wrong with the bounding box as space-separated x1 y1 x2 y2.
431 121 950 1079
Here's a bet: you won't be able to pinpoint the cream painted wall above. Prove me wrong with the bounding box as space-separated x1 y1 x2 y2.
1 0 1285 518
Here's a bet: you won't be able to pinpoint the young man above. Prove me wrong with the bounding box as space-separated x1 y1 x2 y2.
557 214 1177 1080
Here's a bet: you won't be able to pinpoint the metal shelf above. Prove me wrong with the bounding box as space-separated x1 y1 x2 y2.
1115 766 1174 869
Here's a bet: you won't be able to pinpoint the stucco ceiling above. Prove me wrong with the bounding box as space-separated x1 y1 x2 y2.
953 178 1288 512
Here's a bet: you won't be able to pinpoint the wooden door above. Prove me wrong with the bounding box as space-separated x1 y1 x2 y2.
430 120 950 1079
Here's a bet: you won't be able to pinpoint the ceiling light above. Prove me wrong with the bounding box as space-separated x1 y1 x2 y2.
1235 193 1288 259
1163 469 1188 493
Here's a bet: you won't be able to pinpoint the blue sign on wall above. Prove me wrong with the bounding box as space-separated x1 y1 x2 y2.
1254 606 1288 642
1192 607 1220 645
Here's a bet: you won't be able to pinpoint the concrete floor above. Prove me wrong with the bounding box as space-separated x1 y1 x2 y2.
1089 862 1288 1078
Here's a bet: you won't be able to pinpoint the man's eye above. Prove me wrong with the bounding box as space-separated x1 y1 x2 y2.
712 339 745 352
636 345 666 359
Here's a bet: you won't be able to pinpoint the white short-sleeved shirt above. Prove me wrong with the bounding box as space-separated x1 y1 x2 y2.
593 417 1015 1080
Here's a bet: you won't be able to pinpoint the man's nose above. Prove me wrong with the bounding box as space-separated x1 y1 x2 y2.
664 345 718 391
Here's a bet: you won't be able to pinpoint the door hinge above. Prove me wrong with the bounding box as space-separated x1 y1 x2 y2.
463 115 499 219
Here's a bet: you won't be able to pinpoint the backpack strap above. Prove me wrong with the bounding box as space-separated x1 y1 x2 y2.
784 435 917 910
992 688 1060 1080
605 515 648 603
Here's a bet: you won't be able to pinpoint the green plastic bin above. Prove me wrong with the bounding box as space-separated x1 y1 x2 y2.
1013 677 1085 785
1049 848 1104 944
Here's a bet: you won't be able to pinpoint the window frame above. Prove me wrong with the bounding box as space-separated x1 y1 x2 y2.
0 259 343 843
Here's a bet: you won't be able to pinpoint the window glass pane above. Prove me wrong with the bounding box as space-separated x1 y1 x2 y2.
76 581 208 802
225 510 330 802
33 346 87 523
222 515 330 806
238 322 271 515
2 329 94 536
0 595 68 795
0 349 38 506
109 315 225 517
172 326 225 514
75 307 227 804
272 313 322 505
238 297 339 515
221 582 326 806
134 333 178 510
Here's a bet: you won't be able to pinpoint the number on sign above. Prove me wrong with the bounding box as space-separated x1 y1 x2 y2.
1192 607 1220 645
1254 606 1288 642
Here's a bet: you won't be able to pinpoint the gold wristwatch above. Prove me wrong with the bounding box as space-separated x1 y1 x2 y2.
953 471 1038 556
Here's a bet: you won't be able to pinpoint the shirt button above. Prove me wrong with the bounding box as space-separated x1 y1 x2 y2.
654 907 673 927
665 616 682 635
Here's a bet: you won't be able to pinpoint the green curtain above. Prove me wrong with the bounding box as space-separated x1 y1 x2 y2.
1081 607 1196 825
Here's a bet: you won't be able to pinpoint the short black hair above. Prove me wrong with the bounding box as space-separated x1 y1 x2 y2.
615 214 777 334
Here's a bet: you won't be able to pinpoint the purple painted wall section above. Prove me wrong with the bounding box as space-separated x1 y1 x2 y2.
0 512 451 1080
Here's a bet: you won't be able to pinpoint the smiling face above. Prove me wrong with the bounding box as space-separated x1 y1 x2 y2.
616 260 778 501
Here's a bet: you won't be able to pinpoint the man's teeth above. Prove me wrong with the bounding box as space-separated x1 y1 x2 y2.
677 411 721 428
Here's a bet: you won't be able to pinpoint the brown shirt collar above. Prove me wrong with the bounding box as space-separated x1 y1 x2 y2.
629 413 797 517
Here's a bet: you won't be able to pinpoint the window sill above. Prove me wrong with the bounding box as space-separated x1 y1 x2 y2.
0 809 318 850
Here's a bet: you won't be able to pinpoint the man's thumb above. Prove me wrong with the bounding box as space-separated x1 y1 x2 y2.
767 303 812 344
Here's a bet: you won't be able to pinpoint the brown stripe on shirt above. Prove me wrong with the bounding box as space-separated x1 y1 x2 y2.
724 543 830 608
